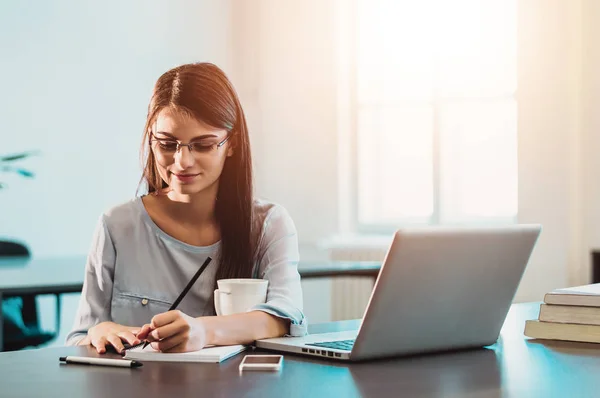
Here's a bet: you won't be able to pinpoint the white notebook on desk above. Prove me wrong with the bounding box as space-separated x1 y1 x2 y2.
123 344 247 363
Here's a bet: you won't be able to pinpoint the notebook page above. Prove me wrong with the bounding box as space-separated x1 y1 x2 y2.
123 344 247 363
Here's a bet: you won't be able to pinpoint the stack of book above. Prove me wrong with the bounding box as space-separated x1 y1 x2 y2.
524 283 600 343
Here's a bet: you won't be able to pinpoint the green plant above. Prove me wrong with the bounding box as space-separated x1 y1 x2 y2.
0 151 39 190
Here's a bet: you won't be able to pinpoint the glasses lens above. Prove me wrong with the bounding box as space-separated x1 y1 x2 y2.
156 141 178 153
190 143 214 153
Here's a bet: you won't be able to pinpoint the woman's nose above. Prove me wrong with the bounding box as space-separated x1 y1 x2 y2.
174 145 195 168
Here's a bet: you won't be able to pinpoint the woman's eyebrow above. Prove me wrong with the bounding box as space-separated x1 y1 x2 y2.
155 131 218 141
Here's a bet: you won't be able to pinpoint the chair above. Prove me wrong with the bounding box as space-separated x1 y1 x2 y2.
1 241 59 351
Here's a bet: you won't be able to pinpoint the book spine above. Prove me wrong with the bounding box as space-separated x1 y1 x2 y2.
524 320 600 344
539 304 600 326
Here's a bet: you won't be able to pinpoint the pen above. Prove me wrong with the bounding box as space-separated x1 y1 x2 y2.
139 256 213 350
59 356 143 368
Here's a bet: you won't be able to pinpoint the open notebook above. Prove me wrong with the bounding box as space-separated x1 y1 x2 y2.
123 344 247 363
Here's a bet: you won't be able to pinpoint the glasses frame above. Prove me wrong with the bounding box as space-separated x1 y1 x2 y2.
149 132 231 156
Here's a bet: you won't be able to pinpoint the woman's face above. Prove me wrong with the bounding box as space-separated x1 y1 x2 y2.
150 108 233 198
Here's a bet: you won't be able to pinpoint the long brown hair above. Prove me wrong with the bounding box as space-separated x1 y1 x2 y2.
138 63 256 286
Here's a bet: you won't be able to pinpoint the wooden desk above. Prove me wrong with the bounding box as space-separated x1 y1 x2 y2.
0 256 380 351
1 302 598 397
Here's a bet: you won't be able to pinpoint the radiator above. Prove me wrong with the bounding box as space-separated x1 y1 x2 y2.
331 277 375 321
326 236 391 321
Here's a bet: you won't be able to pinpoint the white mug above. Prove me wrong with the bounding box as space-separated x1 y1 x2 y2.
214 279 268 316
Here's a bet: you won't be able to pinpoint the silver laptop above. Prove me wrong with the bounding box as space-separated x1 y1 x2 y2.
256 224 541 361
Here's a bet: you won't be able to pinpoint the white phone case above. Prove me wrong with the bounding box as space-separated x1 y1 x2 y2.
238 355 283 371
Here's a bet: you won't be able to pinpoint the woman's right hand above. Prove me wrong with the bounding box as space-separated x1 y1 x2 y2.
80 322 141 354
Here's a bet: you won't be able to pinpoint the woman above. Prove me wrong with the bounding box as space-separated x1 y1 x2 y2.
66 63 306 354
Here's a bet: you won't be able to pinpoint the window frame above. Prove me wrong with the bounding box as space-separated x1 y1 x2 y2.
338 0 519 235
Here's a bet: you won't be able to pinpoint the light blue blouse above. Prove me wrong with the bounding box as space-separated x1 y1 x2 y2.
65 197 307 345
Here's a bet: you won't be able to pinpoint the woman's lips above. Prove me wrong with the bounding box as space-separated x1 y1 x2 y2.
172 172 200 183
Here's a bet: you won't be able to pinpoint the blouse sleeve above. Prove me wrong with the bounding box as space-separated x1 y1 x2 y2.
250 205 307 336
65 215 116 345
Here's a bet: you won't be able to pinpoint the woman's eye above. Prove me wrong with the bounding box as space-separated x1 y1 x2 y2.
158 141 178 151
191 143 214 152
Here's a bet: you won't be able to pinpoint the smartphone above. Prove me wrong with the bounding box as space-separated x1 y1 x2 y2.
238 355 283 371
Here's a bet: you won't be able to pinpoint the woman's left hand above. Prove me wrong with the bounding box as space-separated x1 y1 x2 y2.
136 310 208 353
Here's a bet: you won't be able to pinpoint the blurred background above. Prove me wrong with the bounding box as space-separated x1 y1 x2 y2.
1 0 600 349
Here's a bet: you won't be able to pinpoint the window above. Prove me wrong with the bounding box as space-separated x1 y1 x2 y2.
350 0 518 231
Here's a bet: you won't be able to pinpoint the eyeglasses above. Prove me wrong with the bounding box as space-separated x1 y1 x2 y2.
150 133 231 157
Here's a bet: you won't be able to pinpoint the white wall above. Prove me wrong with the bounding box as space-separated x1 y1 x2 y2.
515 0 582 301
230 0 339 323
0 0 233 257
582 0 600 284
231 0 340 248
516 0 600 301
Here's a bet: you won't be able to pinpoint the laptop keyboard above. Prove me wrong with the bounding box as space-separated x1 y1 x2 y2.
306 339 355 351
